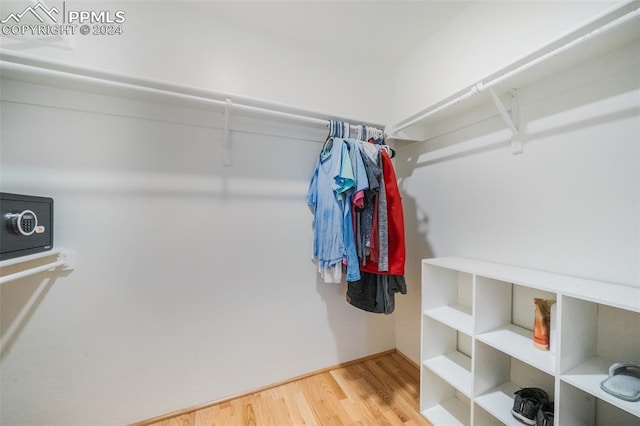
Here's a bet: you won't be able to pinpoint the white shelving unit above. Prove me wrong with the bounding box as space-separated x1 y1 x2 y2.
0 248 76 285
420 257 640 426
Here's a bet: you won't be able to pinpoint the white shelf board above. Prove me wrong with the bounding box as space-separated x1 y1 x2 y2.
423 351 473 397
423 257 640 314
422 397 470 426
0 50 384 131
0 248 76 286
562 356 640 418
391 2 640 137
476 324 556 375
424 305 473 336
0 248 62 268
475 382 522 426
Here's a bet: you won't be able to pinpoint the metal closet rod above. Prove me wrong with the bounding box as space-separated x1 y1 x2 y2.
391 0 640 134
0 49 385 134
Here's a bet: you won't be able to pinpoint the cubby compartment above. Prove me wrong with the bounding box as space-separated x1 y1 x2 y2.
421 368 471 426
475 275 557 375
422 317 473 397
560 297 640 419
474 340 555 426
473 403 507 426
422 263 474 335
558 381 640 426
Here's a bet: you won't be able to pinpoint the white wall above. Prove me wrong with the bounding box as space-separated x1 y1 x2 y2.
1 1 392 125
395 39 640 364
391 0 620 123
0 80 395 425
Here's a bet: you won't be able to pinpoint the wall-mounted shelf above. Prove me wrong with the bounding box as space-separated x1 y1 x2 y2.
0 248 76 285
0 48 386 166
389 0 640 146
421 256 640 426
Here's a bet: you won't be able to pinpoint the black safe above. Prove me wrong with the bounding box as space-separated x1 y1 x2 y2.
1 193 54 261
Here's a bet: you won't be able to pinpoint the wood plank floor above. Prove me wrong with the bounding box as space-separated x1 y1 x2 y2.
145 351 432 426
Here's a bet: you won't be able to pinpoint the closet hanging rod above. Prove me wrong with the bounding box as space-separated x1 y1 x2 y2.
0 259 67 285
391 0 640 134
0 249 75 286
0 49 385 134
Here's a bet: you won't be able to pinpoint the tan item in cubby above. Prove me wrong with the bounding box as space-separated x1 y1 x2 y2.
533 298 553 350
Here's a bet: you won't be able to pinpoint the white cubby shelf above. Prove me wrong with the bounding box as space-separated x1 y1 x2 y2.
421 256 640 426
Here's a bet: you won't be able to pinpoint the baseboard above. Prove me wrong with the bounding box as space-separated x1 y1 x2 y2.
394 348 420 370
130 348 398 426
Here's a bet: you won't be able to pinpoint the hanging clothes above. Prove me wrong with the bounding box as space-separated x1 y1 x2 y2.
356 143 381 265
307 137 353 282
308 121 406 314
346 272 407 314
359 148 405 276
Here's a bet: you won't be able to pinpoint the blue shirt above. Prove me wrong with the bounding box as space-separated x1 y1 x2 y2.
307 138 354 270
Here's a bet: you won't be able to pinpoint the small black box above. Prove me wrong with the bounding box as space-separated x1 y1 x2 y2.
0 193 54 261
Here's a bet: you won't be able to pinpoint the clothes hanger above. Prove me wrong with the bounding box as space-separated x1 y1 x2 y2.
343 121 350 139
321 119 338 156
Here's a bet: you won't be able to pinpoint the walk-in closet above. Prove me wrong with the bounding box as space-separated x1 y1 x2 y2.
1 1 639 425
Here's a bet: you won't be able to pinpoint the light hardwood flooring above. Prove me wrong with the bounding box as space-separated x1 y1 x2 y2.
142 351 431 426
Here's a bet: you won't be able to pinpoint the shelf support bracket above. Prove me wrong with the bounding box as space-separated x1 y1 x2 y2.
223 98 232 166
489 88 523 155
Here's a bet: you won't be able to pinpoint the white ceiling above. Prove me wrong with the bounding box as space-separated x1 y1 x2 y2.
189 1 473 64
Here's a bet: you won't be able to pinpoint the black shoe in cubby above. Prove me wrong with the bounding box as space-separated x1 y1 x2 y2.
535 400 554 426
512 387 549 425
